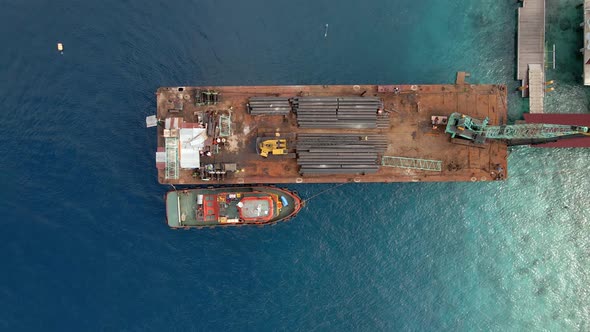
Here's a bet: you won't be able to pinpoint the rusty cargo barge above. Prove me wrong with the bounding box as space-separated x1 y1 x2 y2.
155 74 508 184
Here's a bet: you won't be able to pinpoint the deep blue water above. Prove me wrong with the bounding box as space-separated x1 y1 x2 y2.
1 0 589 330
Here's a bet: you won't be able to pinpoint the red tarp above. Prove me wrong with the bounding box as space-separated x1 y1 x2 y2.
523 113 590 148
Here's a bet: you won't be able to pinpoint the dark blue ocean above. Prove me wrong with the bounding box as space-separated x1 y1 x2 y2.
2 0 589 330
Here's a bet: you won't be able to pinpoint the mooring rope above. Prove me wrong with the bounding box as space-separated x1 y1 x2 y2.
300 182 349 206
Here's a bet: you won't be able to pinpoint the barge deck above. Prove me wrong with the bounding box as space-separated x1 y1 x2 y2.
155 74 508 184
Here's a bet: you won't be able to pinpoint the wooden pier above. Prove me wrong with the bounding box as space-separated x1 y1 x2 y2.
517 0 545 112
583 0 590 85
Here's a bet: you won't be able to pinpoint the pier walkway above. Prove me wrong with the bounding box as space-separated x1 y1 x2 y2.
517 0 545 112
584 0 590 85
528 64 544 113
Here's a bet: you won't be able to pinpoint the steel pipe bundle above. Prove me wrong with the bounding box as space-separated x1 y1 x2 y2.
298 166 380 175
296 134 388 175
377 116 390 129
293 96 385 128
247 97 292 115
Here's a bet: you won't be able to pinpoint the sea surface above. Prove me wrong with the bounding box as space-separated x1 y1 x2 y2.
1 0 589 330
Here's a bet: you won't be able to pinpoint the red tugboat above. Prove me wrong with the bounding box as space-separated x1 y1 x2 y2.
165 186 302 228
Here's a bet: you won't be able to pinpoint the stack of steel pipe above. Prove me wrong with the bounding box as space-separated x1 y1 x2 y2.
293 97 383 128
296 134 388 175
377 114 390 129
247 97 292 115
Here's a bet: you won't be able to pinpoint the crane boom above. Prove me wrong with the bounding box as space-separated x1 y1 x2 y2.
445 112 589 145
483 123 588 140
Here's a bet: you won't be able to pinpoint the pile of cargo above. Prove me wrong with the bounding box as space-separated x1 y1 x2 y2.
293 97 386 129
247 97 292 115
296 134 388 175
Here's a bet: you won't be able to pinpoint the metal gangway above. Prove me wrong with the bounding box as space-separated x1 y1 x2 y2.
528 64 544 113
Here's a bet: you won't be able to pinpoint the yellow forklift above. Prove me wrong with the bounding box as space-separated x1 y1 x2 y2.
258 139 288 157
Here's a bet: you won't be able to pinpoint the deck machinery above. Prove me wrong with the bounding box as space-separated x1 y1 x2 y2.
445 112 590 146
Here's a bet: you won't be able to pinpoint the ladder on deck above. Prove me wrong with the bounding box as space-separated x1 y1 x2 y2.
165 137 179 179
381 156 442 172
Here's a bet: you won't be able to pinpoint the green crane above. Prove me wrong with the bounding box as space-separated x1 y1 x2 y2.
445 112 590 145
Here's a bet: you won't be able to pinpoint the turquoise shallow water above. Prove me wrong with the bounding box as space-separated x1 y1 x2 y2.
546 0 590 113
0 0 589 330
